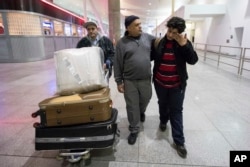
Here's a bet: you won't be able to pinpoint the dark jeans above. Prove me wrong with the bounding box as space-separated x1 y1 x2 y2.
108 66 112 78
154 81 186 145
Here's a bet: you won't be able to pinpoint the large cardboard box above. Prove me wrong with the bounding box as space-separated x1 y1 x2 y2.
54 47 107 95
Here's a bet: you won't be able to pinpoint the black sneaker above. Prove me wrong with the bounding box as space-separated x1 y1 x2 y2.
128 133 138 145
175 144 187 158
159 122 166 131
140 113 145 122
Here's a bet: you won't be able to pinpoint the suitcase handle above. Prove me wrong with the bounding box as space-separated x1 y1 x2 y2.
31 109 43 118
31 112 38 118
33 122 42 128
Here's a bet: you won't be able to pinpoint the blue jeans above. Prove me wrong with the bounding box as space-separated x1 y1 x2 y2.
154 81 186 145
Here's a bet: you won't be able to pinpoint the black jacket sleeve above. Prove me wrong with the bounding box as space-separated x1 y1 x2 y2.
179 40 198 65
101 36 115 65
76 37 92 48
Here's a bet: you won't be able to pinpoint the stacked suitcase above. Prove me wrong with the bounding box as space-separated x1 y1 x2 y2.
32 47 119 154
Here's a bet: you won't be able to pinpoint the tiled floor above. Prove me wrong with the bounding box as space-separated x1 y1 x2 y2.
0 54 250 167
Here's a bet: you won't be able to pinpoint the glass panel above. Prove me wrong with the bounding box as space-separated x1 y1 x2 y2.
42 17 53 35
64 23 71 36
7 12 42 35
77 26 83 37
54 20 63 36
72 24 77 36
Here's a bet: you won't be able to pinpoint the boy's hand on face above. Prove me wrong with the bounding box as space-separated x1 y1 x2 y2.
173 33 187 46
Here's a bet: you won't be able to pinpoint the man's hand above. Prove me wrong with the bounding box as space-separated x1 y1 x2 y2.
173 33 187 46
103 64 107 70
117 83 124 93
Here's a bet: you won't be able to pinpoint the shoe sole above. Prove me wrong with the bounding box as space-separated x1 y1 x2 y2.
128 134 138 145
140 115 145 122
160 128 166 132
177 150 187 158
159 124 166 131
174 144 187 158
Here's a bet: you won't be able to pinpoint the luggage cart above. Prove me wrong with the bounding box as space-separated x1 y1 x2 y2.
32 69 120 164
33 108 120 164
56 126 120 164
56 125 120 164
56 149 91 163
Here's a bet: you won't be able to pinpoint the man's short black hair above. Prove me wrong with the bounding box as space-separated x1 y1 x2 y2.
166 17 186 33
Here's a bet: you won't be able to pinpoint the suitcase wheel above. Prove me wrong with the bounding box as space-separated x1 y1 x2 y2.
82 152 90 160
56 155 63 161
31 112 38 118
33 122 41 128
67 155 82 163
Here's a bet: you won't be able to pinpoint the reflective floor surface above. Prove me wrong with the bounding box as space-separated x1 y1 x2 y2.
0 54 250 167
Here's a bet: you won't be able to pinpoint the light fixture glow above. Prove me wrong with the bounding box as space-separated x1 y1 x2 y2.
40 0 85 22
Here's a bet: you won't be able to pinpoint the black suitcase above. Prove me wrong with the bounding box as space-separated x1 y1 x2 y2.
35 108 119 151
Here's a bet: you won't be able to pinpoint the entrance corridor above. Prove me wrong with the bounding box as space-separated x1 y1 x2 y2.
0 54 250 167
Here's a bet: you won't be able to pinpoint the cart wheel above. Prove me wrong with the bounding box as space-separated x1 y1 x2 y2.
82 152 90 160
67 155 82 163
33 122 41 128
56 155 63 161
31 112 38 118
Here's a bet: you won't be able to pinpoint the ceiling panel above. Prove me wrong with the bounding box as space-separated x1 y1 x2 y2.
53 0 189 26
52 0 227 31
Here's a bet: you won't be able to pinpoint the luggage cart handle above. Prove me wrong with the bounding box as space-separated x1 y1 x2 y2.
104 69 109 84
59 149 90 156
60 137 86 142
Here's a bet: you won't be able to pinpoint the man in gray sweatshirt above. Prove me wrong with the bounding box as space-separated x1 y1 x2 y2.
114 15 155 145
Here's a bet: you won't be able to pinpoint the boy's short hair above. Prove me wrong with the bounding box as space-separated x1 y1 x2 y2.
166 17 186 33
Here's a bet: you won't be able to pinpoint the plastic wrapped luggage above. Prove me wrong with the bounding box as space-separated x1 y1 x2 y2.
34 108 119 151
54 47 107 95
32 87 112 127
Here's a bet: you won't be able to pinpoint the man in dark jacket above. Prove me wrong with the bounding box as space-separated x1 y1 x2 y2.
151 16 198 158
76 21 115 77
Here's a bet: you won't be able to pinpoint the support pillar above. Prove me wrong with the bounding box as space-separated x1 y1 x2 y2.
108 0 120 45
172 0 175 16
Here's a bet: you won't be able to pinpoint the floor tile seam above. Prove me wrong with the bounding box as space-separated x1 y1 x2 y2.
197 56 250 80
137 160 221 166
93 159 139 163
0 154 56 159
200 110 236 150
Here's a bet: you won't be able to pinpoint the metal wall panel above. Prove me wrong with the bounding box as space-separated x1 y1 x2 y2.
65 37 73 49
10 37 45 62
0 37 10 59
44 37 55 58
54 37 66 51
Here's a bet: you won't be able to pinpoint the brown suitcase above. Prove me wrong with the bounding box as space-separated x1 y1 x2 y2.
32 87 112 127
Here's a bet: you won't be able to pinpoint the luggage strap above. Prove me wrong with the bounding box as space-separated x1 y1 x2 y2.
36 134 114 143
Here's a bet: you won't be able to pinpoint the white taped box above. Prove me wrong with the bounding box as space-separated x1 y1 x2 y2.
54 47 107 95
